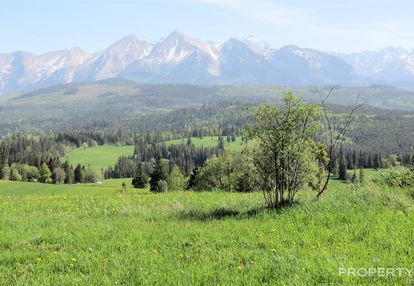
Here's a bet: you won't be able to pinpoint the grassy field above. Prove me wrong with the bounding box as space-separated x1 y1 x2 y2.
1 171 414 285
63 137 243 172
165 136 245 152
64 145 134 170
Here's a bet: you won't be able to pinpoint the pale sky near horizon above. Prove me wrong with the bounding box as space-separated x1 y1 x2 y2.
1 0 413 54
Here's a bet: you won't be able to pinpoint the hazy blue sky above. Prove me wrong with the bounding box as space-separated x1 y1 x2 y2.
1 0 413 53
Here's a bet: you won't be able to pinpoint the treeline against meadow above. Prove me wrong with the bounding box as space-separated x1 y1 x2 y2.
0 102 413 187
1 131 412 190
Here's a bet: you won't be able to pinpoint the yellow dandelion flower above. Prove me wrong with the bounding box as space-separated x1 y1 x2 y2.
271 249 277 253
71 257 77 262
152 249 158 254
36 257 42 262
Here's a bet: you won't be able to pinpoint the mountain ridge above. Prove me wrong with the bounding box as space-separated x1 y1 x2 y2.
1 31 414 94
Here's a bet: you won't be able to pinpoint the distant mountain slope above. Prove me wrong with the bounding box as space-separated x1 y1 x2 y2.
6 81 414 112
1 31 414 94
336 47 414 89
2 82 414 139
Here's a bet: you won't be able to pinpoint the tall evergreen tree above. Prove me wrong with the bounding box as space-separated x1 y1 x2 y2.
132 162 147 189
0 146 5 179
217 136 225 153
62 161 74 184
338 150 348 181
187 166 200 190
149 156 167 192
74 164 85 183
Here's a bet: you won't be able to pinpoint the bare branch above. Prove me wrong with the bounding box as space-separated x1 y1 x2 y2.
316 88 363 198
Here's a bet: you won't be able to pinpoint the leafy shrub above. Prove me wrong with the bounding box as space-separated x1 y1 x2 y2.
375 167 414 187
152 180 168 193
84 167 100 183
192 151 255 192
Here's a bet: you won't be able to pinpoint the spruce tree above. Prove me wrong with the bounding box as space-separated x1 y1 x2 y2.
186 166 200 190
74 164 85 183
217 136 225 153
132 162 147 188
338 151 348 181
0 146 5 179
149 156 167 192
63 161 74 184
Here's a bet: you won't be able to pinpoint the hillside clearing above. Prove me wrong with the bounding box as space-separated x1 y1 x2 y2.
165 136 244 152
65 145 134 171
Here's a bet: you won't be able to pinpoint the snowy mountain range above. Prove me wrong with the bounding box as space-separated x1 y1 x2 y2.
1 31 414 94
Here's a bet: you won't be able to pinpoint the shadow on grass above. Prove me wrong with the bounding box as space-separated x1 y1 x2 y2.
177 202 300 221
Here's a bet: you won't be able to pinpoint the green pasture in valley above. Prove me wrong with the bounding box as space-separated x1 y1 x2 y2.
64 145 134 170
165 136 245 152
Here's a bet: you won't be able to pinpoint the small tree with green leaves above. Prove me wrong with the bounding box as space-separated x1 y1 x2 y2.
52 167 66 184
39 163 52 183
247 92 320 208
167 165 186 191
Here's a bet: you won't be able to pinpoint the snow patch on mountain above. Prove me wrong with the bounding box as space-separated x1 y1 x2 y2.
1 32 414 93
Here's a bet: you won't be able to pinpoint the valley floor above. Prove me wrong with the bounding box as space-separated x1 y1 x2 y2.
0 178 413 285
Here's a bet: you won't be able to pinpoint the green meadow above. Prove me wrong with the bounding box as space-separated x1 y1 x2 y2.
165 136 245 152
65 145 135 171
64 138 244 171
1 171 414 285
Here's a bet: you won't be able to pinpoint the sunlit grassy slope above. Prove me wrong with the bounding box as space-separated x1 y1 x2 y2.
63 137 243 172
1 171 413 285
165 136 245 152
65 145 134 170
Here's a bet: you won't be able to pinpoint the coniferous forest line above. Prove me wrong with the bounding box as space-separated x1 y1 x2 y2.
0 96 413 187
